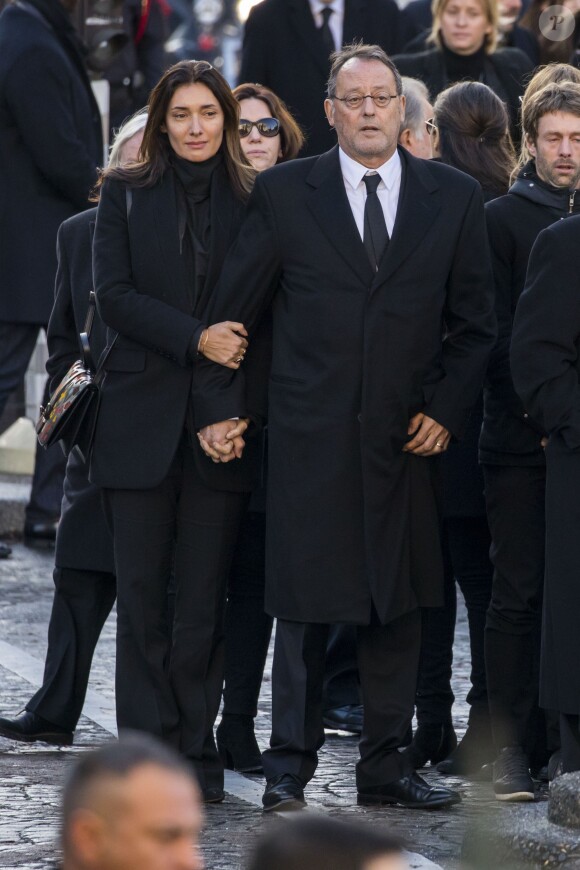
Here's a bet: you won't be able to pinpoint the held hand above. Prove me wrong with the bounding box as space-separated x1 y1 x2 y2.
199 322 248 369
197 419 248 463
226 418 249 460
403 412 451 457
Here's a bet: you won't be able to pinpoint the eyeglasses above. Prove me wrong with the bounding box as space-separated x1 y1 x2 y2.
332 93 399 110
425 118 437 136
239 117 281 138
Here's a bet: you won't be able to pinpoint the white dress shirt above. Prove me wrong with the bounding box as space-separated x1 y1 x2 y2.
338 146 402 240
308 0 344 51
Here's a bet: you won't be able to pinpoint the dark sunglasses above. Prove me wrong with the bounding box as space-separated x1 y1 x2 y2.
239 117 280 138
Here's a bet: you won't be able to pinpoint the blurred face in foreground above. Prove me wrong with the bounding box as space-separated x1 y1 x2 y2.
66 763 204 870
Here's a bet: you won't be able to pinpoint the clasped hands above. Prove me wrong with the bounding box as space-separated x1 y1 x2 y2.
198 419 250 464
197 411 450 465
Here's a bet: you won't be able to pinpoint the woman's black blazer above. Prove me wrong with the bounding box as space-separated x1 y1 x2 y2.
91 165 257 492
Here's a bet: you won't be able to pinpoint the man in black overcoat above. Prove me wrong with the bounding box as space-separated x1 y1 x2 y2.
239 0 401 156
0 0 102 545
195 43 496 810
480 80 580 800
511 214 580 775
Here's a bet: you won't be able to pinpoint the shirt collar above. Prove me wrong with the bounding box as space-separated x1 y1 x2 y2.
309 0 344 17
338 147 402 193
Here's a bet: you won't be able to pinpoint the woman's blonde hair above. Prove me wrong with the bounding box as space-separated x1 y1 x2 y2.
429 0 499 54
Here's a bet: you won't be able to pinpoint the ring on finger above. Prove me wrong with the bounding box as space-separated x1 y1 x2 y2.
436 441 443 448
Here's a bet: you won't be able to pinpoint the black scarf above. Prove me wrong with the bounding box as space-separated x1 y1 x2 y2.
170 150 223 312
441 37 487 85
17 0 99 114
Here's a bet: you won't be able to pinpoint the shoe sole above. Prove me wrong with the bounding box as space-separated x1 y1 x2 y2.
0 726 73 746
263 797 306 813
357 794 461 809
495 791 535 802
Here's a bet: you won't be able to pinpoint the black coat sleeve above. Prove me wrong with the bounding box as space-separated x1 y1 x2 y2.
5 47 98 209
511 221 580 451
93 178 204 366
46 222 83 393
192 174 282 428
424 183 497 437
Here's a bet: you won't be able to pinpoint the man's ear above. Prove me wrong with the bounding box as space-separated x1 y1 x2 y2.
526 134 537 158
324 98 335 128
67 808 108 865
399 128 412 150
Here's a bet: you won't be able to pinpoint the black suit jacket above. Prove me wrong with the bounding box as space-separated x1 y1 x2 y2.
239 0 401 157
0 3 102 324
193 146 496 625
91 165 257 491
46 209 114 574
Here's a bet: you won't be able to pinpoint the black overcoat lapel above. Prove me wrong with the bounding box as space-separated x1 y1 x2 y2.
152 170 187 308
200 164 241 314
371 148 441 292
306 146 375 286
342 0 368 42
288 0 332 77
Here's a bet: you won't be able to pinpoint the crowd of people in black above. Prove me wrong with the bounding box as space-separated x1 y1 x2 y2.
0 0 580 825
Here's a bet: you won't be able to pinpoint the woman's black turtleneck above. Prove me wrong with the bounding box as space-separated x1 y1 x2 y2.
170 150 223 313
441 37 487 85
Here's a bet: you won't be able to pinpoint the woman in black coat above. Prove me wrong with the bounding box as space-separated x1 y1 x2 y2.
394 0 534 141
92 60 256 801
405 81 516 776
511 215 580 773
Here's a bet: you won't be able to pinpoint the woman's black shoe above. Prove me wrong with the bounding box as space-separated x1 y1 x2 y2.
403 722 457 770
216 714 263 774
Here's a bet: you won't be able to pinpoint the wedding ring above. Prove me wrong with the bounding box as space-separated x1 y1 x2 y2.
436 441 443 448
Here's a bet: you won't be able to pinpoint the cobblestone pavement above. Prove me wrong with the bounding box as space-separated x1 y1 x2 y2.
0 543 548 869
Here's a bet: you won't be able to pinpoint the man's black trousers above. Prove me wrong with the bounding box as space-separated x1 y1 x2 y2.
262 609 421 788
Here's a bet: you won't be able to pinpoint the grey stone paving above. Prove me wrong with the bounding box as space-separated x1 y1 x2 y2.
0 542 549 869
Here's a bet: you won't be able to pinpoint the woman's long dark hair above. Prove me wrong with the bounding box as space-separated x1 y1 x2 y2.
103 60 255 200
434 81 515 197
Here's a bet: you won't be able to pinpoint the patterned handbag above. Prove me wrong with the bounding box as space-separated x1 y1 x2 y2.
36 291 116 461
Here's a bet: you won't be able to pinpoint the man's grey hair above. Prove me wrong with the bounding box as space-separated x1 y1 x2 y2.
400 77 430 137
326 42 403 99
108 107 148 168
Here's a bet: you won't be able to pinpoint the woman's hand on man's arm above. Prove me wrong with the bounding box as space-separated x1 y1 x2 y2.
198 321 248 368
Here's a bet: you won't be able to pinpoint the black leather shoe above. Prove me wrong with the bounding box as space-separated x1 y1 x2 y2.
216 714 263 774
0 710 73 745
203 786 225 803
357 771 461 809
403 722 457 769
0 541 11 559
262 774 306 812
23 521 58 549
323 704 363 735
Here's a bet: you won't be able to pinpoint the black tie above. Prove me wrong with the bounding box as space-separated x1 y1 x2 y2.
319 6 335 58
363 173 389 271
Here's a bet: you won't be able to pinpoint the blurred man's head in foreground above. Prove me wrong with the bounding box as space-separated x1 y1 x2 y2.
61 732 203 870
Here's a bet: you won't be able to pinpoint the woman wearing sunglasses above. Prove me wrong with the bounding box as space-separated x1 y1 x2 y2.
91 60 257 802
214 83 304 775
